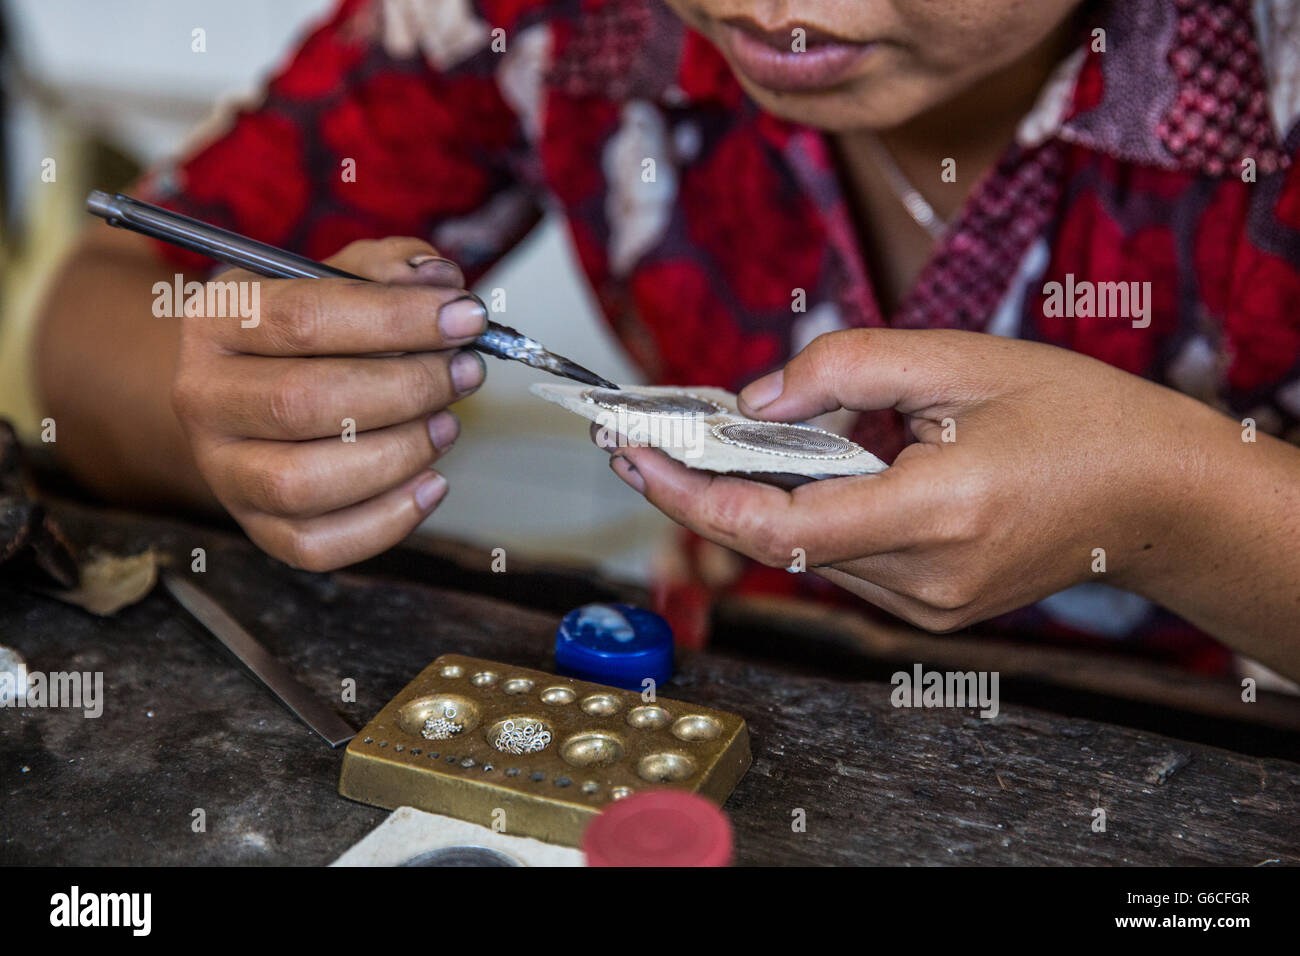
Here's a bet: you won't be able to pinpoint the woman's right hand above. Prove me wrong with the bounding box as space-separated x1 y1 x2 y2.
170 237 488 571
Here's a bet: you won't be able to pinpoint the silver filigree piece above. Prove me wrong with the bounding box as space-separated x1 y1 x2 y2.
493 719 552 754
710 422 864 459
582 388 725 417
422 703 464 741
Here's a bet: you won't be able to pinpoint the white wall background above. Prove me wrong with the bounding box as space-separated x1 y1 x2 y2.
3 0 672 582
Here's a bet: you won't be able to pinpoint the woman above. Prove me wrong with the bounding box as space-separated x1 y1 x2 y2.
33 0 1300 678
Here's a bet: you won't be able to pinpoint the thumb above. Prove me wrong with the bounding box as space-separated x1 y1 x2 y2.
737 328 963 421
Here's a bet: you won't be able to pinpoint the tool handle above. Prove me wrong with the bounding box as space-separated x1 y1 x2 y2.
87 190 359 280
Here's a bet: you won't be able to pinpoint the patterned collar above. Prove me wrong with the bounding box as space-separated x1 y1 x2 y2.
1060 0 1288 175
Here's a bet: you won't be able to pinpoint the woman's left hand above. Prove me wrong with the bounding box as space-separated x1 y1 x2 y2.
594 328 1250 634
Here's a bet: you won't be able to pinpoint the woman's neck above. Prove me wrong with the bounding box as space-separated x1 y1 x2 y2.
831 17 1081 313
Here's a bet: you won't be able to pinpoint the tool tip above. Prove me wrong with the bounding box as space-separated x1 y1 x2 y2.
580 371 622 390
553 358 619 390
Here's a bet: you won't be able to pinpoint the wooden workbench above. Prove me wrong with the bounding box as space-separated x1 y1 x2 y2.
2 502 1297 865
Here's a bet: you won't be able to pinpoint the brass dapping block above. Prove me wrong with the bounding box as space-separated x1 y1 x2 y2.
338 654 752 846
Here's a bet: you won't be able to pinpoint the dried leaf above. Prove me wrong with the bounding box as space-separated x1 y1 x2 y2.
48 549 160 616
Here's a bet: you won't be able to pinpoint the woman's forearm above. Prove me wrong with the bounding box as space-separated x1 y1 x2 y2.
1126 398 1300 675
32 223 217 511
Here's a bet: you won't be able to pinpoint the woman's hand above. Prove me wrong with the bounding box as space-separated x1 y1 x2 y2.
171 237 488 571
596 329 1300 665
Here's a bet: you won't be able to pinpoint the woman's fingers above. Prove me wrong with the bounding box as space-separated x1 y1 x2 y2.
195 236 476 356
196 277 488 356
174 349 485 440
606 448 794 565
167 235 484 572
235 467 450 572
736 328 924 420
736 327 1025 422
206 412 459 518
609 443 934 566
605 444 978 628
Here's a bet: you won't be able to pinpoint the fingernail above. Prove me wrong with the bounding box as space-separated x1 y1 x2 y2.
450 350 486 394
439 295 488 338
739 370 784 411
409 254 463 285
414 472 448 511
427 410 460 450
609 454 645 494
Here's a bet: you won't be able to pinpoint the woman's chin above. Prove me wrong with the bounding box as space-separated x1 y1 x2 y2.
734 76 927 133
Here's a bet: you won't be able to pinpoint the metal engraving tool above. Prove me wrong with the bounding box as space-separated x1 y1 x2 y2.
86 190 619 390
162 572 355 748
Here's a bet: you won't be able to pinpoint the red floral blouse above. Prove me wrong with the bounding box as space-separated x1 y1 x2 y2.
141 0 1300 671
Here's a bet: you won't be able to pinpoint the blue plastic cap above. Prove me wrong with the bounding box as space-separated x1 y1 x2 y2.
554 603 674 691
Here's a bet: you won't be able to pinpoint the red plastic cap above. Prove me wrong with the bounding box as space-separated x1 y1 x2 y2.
582 790 732 867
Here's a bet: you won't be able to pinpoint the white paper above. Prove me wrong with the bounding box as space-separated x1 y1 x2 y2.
530 383 888 480
331 806 585 867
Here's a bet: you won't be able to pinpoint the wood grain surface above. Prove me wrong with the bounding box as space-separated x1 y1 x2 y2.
1 503 1297 865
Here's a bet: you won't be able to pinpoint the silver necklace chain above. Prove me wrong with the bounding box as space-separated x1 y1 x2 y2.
859 134 950 241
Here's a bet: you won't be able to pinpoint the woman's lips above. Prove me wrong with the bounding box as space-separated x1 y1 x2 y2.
719 22 875 93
